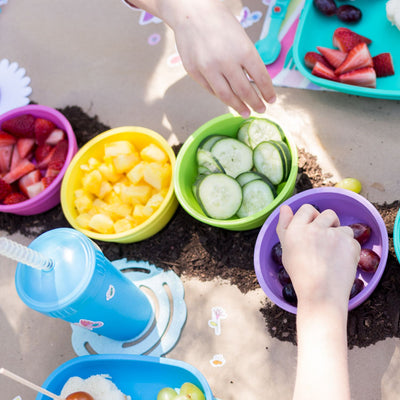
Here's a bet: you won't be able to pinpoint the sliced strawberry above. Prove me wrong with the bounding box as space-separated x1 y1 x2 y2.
19 169 42 196
312 61 338 81
0 178 13 201
10 145 22 171
316 47 347 69
45 160 64 177
373 53 395 78
2 159 36 184
34 118 56 145
17 138 36 159
3 192 28 205
332 27 372 53
0 144 14 173
338 67 376 88
1 114 35 138
0 131 17 146
335 42 373 75
45 129 65 145
41 175 56 189
25 180 45 199
35 143 54 163
50 139 68 163
36 147 56 170
304 51 332 69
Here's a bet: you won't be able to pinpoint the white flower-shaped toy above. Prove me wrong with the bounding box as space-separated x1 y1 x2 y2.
0 59 32 115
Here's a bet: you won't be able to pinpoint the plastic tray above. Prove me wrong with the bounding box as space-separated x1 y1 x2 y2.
293 0 400 99
37 354 214 400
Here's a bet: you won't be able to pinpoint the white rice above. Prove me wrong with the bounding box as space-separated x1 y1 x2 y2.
60 374 131 400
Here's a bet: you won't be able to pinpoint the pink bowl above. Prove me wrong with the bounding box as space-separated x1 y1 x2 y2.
0 105 78 215
254 187 389 314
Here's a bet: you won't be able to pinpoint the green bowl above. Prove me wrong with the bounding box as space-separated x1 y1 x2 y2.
173 114 298 231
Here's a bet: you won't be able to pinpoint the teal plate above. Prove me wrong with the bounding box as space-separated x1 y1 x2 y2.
293 0 400 99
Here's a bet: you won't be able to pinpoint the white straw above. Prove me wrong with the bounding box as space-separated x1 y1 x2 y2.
0 237 54 270
0 367 64 400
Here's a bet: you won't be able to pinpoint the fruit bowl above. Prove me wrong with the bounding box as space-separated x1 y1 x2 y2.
254 187 389 314
393 208 400 264
61 126 178 243
0 104 78 215
173 114 298 231
36 354 214 400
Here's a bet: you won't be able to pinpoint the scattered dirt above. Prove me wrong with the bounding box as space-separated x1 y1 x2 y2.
0 105 399 349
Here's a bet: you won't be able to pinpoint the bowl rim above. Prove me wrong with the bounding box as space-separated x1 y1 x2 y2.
0 104 77 212
173 113 298 228
394 208 400 263
254 187 390 314
61 125 177 240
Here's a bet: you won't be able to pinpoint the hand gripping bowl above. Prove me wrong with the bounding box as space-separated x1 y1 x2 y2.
36 354 214 400
61 126 178 243
254 187 389 314
173 114 298 231
0 104 78 215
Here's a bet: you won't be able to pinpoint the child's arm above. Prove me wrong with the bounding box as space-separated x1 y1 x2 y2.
276 204 360 400
123 0 276 117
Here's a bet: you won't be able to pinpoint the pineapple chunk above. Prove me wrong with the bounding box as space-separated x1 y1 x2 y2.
140 143 168 163
114 218 134 233
112 152 140 173
98 162 122 183
82 170 103 196
103 190 122 205
146 193 165 210
143 162 171 191
98 181 113 199
120 184 152 205
74 192 94 214
104 140 136 157
89 213 114 234
75 213 92 229
126 161 146 185
133 204 154 220
103 202 132 219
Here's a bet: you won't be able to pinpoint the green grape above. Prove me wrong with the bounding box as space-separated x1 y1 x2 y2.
178 382 206 400
157 387 178 400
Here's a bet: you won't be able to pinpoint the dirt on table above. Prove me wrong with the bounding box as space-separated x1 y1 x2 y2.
0 105 399 349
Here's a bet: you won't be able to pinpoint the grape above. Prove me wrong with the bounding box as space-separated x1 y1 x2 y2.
350 278 365 299
271 242 283 265
278 267 291 286
337 5 362 23
311 204 321 212
282 283 297 306
157 387 178 400
178 382 206 400
349 223 371 245
313 0 337 16
358 248 380 273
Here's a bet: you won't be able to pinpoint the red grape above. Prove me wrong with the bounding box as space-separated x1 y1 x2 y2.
313 0 337 16
358 248 380 273
282 283 297 306
271 242 283 265
278 267 291 286
349 223 371 245
336 5 362 23
350 278 365 299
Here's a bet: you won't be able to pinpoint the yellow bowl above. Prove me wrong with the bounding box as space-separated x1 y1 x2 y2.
61 126 178 243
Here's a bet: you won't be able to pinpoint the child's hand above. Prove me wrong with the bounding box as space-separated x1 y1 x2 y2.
276 204 360 311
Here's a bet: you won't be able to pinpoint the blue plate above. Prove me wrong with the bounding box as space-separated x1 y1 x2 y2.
36 354 214 400
293 0 400 99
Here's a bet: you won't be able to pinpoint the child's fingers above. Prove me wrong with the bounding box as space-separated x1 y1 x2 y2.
314 209 340 228
276 204 294 241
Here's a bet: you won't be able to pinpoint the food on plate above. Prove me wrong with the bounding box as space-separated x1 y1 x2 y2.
349 223 371 245
60 374 131 400
192 117 291 220
334 177 362 193
304 27 395 88
357 248 381 273
157 382 206 400
386 0 400 31
313 0 362 23
350 278 365 299
313 0 337 16
73 140 171 234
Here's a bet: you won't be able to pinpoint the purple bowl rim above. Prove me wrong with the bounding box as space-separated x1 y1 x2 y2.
254 187 389 314
394 208 400 263
0 104 77 213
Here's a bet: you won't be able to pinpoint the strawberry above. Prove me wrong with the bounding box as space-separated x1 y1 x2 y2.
0 178 12 201
50 139 68 163
335 42 373 75
35 144 54 163
338 67 376 88
45 160 64 177
373 53 395 78
332 27 372 53
10 145 22 171
0 145 14 173
25 180 45 199
17 138 36 159
41 175 56 188
2 159 36 184
304 51 332 69
3 192 28 205
19 169 42 196
36 147 56 170
34 118 56 145
45 128 65 145
316 47 347 69
0 131 17 146
312 61 338 81
1 114 35 138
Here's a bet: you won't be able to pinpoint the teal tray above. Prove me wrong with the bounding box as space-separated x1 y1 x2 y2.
293 0 400 99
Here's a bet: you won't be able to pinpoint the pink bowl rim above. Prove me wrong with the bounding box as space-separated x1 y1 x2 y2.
0 104 77 213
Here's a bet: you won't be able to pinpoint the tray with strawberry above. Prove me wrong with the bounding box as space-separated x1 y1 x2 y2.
293 0 400 99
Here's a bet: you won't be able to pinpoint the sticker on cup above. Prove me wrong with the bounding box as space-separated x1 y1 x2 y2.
74 319 104 331
106 284 115 301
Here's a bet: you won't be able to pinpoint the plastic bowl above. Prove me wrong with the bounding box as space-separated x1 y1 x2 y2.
254 187 389 314
0 104 78 215
173 114 298 231
36 354 214 400
394 208 400 264
61 126 178 243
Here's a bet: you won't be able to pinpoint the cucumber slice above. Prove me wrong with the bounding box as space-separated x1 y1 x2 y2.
198 134 225 151
253 141 286 185
237 118 254 146
196 148 225 174
210 137 253 178
237 179 276 218
247 118 285 149
236 171 266 186
270 140 292 180
197 173 243 219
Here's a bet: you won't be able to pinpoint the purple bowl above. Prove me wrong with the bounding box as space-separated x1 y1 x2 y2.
0 105 78 215
254 187 389 314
